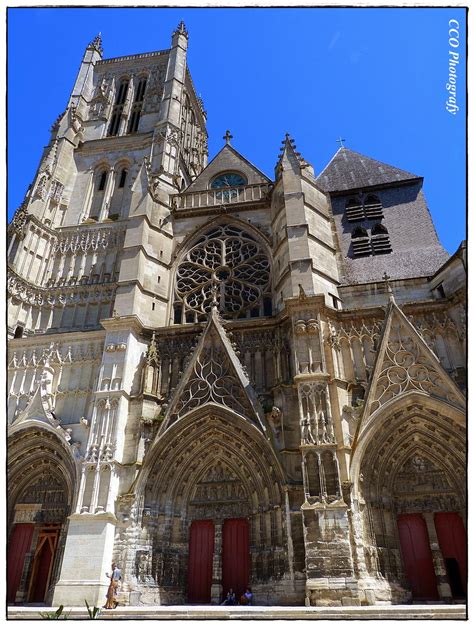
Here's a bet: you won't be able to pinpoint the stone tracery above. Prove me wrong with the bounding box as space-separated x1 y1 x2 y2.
174 224 271 323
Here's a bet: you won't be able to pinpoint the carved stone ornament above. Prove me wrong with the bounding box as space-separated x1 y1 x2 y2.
370 316 462 413
9 203 28 238
299 382 335 445
174 223 271 322
163 307 265 430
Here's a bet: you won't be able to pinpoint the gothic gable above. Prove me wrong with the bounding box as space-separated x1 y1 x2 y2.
357 300 465 438
183 143 271 193
12 386 58 428
160 307 266 432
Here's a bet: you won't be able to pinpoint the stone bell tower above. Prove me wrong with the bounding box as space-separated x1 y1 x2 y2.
7 21 466 612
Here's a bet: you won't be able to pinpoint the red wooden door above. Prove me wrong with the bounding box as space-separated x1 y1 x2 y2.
187 520 215 603
222 518 249 601
434 512 466 596
28 529 59 602
398 514 438 600
7 524 34 603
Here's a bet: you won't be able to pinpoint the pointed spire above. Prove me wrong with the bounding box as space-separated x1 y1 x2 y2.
275 132 310 178
173 21 189 39
88 32 103 55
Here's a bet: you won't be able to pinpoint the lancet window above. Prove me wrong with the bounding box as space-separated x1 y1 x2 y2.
108 78 129 137
173 224 272 323
127 77 147 134
89 168 109 220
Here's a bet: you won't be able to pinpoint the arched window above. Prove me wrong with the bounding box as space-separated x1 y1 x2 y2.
371 223 392 254
173 224 272 324
98 171 107 191
345 198 364 221
210 172 247 202
364 194 383 219
372 223 388 236
89 168 109 220
127 77 147 134
351 227 368 238
108 166 128 219
108 78 130 137
351 227 371 257
345 194 384 221
118 168 128 188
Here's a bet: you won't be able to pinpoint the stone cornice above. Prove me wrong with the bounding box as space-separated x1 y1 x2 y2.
8 266 117 307
101 315 146 335
75 132 154 155
96 50 169 66
8 329 105 349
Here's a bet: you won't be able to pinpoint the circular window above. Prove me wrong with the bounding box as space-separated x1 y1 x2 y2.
174 224 271 323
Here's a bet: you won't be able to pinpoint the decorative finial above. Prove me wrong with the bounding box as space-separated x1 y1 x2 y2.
89 32 103 55
223 130 233 145
336 136 346 148
173 21 189 39
146 332 160 365
210 283 219 309
382 271 395 303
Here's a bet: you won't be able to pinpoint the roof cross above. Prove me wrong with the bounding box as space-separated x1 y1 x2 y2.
336 136 346 148
223 130 233 144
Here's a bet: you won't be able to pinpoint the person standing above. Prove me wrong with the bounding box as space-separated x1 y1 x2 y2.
104 562 121 609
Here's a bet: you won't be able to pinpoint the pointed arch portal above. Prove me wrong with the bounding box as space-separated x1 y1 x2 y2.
136 406 287 604
7 427 77 604
351 395 465 602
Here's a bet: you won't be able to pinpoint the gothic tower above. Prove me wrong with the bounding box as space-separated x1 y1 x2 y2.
7 26 466 609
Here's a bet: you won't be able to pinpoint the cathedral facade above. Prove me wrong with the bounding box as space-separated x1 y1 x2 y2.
7 25 466 608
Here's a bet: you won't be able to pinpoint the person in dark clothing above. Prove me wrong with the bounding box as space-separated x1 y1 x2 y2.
221 588 236 605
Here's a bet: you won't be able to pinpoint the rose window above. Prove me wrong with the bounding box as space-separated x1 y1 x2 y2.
174 224 272 323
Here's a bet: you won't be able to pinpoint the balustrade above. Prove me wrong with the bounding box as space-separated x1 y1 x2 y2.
171 183 273 210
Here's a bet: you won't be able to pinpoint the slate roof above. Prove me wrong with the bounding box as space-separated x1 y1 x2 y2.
316 147 421 193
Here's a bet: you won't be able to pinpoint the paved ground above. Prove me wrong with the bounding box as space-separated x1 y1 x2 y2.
7 604 467 620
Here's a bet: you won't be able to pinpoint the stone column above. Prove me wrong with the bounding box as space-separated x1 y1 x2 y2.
424 511 452 602
211 520 223 604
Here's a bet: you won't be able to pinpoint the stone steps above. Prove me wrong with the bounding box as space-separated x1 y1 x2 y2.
8 604 466 620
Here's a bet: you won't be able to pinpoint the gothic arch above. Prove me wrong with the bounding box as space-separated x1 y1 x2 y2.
351 391 465 497
174 215 272 261
349 393 465 601
126 405 288 604
137 404 285 499
7 426 78 604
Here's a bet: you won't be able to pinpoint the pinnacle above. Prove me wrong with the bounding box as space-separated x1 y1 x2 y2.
88 32 103 55
174 21 189 39
276 132 309 169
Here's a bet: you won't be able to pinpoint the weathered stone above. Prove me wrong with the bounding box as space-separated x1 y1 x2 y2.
6 21 466 611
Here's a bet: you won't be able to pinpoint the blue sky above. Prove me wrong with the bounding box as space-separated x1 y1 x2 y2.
8 7 466 253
